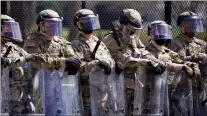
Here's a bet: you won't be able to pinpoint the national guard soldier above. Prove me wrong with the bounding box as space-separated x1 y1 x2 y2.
1 14 44 115
147 20 200 116
71 9 116 115
102 9 167 115
23 9 81 115
0 14 51 115
168 11 207 116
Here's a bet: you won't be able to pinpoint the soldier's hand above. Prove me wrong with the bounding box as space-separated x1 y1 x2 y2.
65 58 81 75
182 64 193 77
1 57 11 68
115 62 124 74
98 61 111 75
149 63 166 75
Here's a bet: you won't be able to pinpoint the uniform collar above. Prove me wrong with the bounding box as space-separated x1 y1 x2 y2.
180 33 195 44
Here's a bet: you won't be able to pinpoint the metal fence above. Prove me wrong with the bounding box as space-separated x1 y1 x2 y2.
1 1 207 45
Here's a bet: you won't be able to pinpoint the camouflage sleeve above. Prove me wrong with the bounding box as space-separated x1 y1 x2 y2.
116 46 133 64
59 38 75 58
141 49 166 67
40 56 66 69
102 34 119 60
71 40 100 72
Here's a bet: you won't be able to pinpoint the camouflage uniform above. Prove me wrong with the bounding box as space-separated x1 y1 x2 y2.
169 34 207 107
146 42 188 89
146 43 185 70
23 32 75 112
1 14 37 114
1 40 29 114
103 9 165 115
167 11 206 115
71 34 114 115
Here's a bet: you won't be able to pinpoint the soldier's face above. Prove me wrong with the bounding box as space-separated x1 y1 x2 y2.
180 26 195 38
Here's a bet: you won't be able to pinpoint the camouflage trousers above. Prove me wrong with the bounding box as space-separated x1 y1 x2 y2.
124 71 135 116
81 76 109 116
81 76 92 116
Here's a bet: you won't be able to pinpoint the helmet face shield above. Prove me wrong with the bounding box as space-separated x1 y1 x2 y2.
181 16 204 32
150 23 172 40
77 14 101 30
43 18 63 36
2 20 22 42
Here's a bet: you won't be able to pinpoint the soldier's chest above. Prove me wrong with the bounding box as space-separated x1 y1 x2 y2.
85 40 110 59
43 40 62 56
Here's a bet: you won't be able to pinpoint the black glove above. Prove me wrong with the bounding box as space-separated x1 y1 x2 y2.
65 58 81 75
98 61 111 75
115 62 124 74
1 57 11 68
149 62 166 75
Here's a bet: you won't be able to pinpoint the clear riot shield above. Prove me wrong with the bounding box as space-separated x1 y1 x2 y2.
89 66 110 115
36 68 83 116
60 71 83 115
193 64 207 116
107 71 125 115
169 70 193 116
133 66 168 116
1 67 10 115
89 66 125 116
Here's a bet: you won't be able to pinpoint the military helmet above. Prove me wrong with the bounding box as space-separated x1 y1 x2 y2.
119 9 143 29
177 11 204 32
148 20 172 40
36 9 63 36
177 11 197 26
1 15 14 24
73 9 100 30
36 9 61 25
1 14 22 42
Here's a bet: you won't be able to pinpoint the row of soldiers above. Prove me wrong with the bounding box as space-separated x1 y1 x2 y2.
1 8 207 116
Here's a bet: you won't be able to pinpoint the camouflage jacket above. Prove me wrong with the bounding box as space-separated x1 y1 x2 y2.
24 32 75 69
1 41 28 101
168 34 207 77
102 30 162 67
168 34 207 62
71 34 114 77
